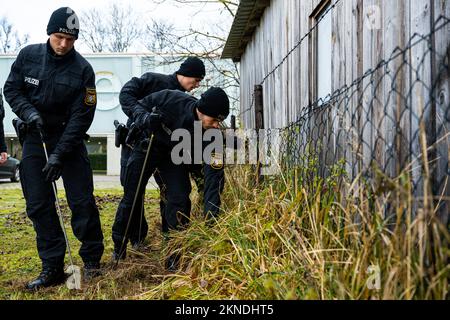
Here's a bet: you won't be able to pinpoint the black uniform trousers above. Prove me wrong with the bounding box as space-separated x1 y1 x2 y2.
202 164 225 218
113 142 191 250
119 144 204 236
154 161 225 234
20 132 104 269
120 144 148 243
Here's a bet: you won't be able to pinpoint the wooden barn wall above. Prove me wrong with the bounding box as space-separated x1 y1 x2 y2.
239 0 449 130
238 0 449 219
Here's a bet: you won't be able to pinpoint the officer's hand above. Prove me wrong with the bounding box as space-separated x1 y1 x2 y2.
143 112 162 133
27 112 44 132
42 154 63 182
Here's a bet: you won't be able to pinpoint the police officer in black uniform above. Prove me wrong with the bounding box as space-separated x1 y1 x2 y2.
0 90 7 165
119 57 205 247
112 87 229 266
3 7 104 290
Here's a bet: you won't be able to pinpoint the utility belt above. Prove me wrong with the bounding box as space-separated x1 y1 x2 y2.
114 120 172 151
114 120 142 150
12 118 27 145
12 118 90 145
136 138 153 152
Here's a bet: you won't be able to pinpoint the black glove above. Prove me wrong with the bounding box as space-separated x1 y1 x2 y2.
114 121 128 148
12 118 27 146
141 111 162 134
27 112 44 132
145 112 162 133
42 154 63 182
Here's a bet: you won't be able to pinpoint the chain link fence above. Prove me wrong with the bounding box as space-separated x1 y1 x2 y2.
242 15 450 225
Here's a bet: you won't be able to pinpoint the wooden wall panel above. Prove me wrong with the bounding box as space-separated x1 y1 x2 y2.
410 0 432 203
432 0 450 224
237 0 448 210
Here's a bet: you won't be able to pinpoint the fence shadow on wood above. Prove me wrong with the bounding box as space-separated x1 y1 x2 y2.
251 16 450 226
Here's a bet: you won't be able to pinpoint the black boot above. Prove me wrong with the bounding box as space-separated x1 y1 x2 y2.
83 262 102 281
25 267 65 291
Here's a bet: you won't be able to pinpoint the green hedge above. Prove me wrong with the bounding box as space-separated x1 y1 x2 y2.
88 153 107 171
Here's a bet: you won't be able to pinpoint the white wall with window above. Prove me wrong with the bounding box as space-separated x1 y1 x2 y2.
0 53 238 176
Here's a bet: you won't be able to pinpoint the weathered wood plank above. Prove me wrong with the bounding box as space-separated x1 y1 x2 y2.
398 0 412 178
382 0 403 179
348 0 361 179
410 0 432 207
360 0 378 173
236 0 446 200
432 0 450 224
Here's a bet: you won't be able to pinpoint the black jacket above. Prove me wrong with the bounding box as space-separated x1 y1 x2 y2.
3 41 97 158
119 72 184 126
134 89 224 216
134 89 198 148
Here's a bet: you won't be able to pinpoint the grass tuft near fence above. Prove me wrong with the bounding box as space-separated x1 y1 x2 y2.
139 163 449 300
1 162 448 300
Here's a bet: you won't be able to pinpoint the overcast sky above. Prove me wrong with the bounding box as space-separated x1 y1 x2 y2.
1 0 232 52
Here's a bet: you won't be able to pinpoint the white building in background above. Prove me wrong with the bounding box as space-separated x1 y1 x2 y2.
0 53 239 175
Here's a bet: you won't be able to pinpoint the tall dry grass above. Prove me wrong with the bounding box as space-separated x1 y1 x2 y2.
137 156 449 300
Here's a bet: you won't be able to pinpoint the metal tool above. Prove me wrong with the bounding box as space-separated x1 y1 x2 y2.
40 131 81 290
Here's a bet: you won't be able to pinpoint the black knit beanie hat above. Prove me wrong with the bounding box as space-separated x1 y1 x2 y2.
176 57 206 79
197 87 230 121
47 7 79 39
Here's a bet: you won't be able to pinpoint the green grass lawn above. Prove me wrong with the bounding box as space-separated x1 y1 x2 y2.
0 187 169 300
1 166 448 300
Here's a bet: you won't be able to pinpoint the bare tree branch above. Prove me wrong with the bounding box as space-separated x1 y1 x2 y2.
145 19 176 54
0 16 29 54
79 8 107 52
79 3 143 53
146 0 240 114
153 0 238 17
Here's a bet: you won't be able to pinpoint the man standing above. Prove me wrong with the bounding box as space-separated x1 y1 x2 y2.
118 57 205 248
3 7 104 290
0 90 7 165
112 87 229 267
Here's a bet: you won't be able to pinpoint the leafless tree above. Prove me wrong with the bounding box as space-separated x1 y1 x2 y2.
147 0 240 113
153 0 238 17
145 19 176 54
79 8 107 52
109 4 142 52
79 3 142 53
0 16 29 54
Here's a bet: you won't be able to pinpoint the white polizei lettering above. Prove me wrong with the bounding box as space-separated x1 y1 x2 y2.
24 77 39 86
58 27 76 35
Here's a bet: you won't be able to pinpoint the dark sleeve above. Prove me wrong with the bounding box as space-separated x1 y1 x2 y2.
203 164 225 218
0 111 6 153
52 65 97 158
3 49 39 121
132 94 155 130
119 73 158 119
132 90 174 130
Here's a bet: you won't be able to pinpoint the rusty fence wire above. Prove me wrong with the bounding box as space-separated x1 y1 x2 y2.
244 15 450 225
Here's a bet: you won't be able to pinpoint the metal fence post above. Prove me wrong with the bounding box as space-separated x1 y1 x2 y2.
231 115 236 130
254 85 264 184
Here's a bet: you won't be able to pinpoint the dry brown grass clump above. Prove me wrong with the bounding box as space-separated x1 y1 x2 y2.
138 164 449 300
